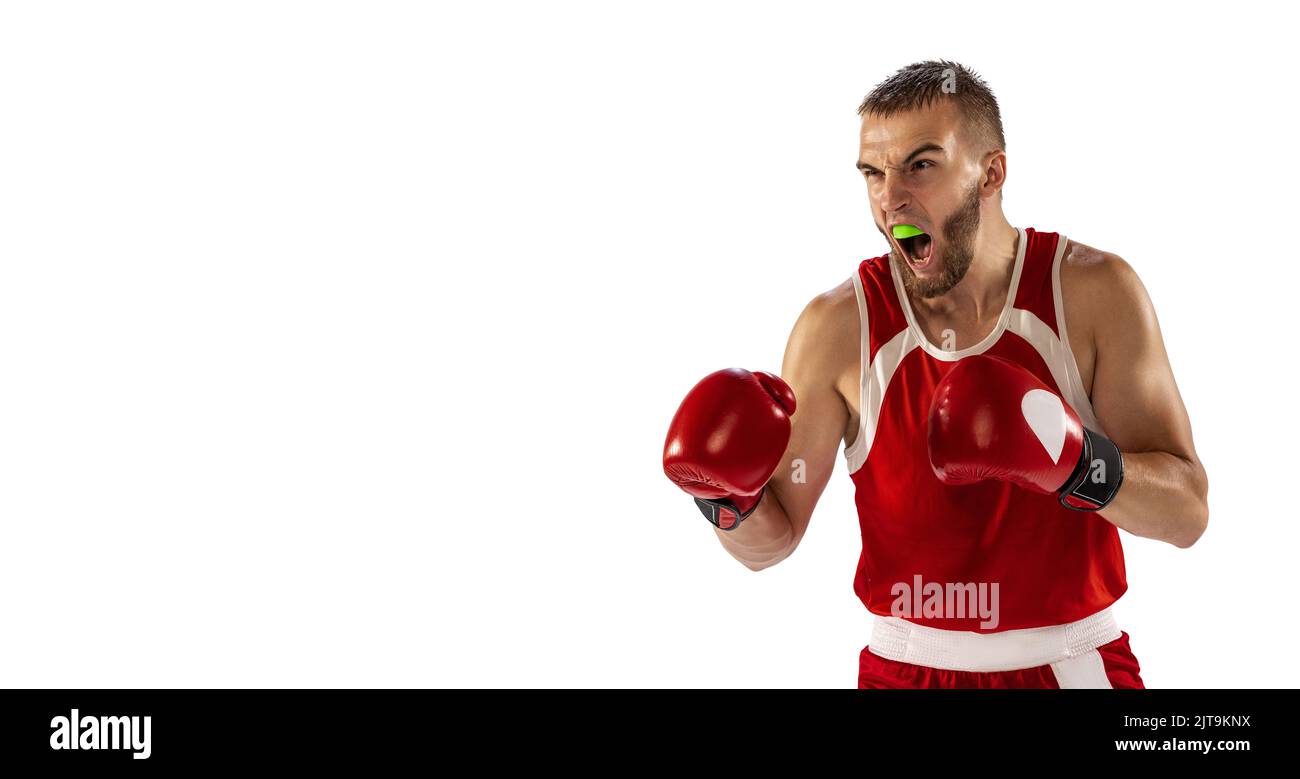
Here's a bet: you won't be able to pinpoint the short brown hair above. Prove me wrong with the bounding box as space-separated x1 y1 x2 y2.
857 60 1006 152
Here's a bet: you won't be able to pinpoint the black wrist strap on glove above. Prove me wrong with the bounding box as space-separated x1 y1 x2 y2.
1059 428 1124 511
693 486 765 531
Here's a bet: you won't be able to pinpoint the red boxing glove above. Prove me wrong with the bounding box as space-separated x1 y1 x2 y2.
927 355 1123 511
663 368 796 530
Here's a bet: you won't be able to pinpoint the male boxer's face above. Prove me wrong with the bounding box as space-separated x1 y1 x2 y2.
858 101 989 299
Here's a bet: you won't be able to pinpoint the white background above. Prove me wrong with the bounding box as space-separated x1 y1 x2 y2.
1 1 1296 688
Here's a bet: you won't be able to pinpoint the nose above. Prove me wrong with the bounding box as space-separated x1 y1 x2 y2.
878 172 910 215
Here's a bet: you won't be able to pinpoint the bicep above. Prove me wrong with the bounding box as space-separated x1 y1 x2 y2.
766 298 855 545
1089 263 1197 460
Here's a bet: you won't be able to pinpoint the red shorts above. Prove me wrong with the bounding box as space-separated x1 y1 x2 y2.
858 631 1144 689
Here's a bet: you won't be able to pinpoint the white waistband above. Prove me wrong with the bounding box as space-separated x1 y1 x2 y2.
868 608 1121 673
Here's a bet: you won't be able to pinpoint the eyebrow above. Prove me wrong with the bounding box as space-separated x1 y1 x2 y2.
857 143 946 171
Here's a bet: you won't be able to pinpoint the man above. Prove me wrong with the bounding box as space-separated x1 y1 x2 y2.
663 61 1209 689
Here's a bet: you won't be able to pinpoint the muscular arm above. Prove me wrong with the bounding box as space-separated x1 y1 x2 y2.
1065 247 1209 548
715 282 858 570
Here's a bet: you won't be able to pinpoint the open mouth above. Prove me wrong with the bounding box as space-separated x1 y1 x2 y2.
892 224 934 271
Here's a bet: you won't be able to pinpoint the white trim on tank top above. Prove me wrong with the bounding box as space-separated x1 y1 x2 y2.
891 226 1029 362
843 227 1105 474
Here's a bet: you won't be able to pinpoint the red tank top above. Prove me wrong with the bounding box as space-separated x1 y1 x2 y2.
845 227 1127 632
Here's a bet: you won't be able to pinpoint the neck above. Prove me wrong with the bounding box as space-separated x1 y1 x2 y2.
910 214 1019 322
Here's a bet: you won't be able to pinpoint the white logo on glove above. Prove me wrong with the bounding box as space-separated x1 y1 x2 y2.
1021 389 1067 463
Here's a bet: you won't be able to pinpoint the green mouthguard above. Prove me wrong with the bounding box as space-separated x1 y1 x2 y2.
892 224 925 239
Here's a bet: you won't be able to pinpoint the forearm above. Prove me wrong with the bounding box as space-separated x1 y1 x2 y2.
713 490 796 571
1098 450 1209 548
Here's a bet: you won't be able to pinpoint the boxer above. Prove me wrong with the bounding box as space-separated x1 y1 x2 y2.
663 60 1208 689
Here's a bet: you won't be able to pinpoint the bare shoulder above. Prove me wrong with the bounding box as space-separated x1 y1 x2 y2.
783 277 860 382
790 278 859 351
800 277 858 327
1060 239 1158 346
1061 239 1144 298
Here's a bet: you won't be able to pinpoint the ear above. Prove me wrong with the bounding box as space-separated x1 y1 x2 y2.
980 149 1007 198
